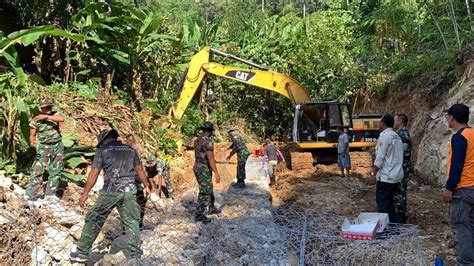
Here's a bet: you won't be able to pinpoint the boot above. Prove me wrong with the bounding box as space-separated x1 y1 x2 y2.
269 175 276 186
232 181 246 188
208 207 221 215
195 214 211 224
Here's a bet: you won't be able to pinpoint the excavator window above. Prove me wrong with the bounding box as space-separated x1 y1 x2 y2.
328 104 342 128
341 104 351 128
298 103 327 142
297 102 353 143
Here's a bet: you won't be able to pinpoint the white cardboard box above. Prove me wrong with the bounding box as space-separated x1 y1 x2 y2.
357 212 389 233
340 212 389 240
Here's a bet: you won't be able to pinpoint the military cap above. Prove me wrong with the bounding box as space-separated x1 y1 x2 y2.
145 155 157 167
97 129 118 148
200 121 214 131
38 98 54 108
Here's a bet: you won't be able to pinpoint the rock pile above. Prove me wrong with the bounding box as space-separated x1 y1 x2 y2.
1 157 290 265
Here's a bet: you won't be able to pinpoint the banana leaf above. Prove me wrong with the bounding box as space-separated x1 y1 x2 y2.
61 172 86 186
62 132 78 148
65 156 87 169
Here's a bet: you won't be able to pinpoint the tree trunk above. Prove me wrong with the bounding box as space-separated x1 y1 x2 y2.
98 73 112 104
64 39 71 84
132 68 143 111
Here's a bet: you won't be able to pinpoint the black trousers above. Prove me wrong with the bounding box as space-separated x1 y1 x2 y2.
376 181 399 222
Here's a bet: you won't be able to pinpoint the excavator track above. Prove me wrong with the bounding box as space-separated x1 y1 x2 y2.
282 143 374 174
282 142 315 172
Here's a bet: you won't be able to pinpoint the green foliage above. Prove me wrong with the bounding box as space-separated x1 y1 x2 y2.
179 106 205 142
0 25 95 87
61 172 86 186
154 128 179 155
62 132 78 148
0 0 472 162
64 156 87 169
0 75 34 162
0 23 92 171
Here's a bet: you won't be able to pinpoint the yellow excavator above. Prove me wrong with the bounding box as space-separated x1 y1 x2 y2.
170 47 380 170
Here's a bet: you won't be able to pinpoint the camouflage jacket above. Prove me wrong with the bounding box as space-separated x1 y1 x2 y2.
156 159 170 177
228 131 247 153
194 135 214 166
145 159 170 178
397 127 412 163
29 112 62 144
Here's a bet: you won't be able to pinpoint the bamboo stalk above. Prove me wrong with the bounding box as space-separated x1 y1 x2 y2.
425 3 448 50
447 0 462 52
466 0 474 33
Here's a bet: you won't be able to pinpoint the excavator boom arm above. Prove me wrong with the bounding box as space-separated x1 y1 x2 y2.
170 47 310 119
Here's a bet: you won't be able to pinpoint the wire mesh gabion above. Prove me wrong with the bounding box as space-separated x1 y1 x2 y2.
0 164 425 265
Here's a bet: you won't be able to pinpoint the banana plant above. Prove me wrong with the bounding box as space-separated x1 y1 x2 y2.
0 25 94 172
70 1 179 108
0 25 97 88
0 75 32 160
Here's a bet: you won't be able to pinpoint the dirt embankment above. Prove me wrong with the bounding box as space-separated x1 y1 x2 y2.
352 52 474 185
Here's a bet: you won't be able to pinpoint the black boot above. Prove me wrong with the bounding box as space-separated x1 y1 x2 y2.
195 214 211 224
235 182 246 188
232 181 246 188
208 207 221 215
269 175 276 186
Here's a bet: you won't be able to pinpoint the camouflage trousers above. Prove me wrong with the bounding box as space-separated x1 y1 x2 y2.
193 163 215 215
136 185 147 228
77 191 142 258
394 163 411 223
25 142 64 199
236 150 249 183
162 174 174 198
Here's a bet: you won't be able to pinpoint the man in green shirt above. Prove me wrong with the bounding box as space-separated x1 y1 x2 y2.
24 98 65 201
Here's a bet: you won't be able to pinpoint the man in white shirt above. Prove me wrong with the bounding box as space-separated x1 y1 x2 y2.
369 115 404 222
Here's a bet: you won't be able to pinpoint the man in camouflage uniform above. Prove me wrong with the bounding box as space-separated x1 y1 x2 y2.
194 122 221 224
69 129 151 263
125 134 148 229
134 155 174 227
24 99 65 201
144 155 174 199
226 127 249 188
393 114 412 223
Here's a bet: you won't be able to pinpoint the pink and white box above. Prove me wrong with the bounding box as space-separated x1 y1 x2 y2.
341 213 389 240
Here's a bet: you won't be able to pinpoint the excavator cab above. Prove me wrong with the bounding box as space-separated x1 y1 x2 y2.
293 101 352 144
290 101 380 167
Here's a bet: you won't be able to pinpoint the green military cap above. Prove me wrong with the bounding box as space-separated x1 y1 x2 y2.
97 129 118 148
38 98 54 108
200 121 214 131
145 155 157 167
